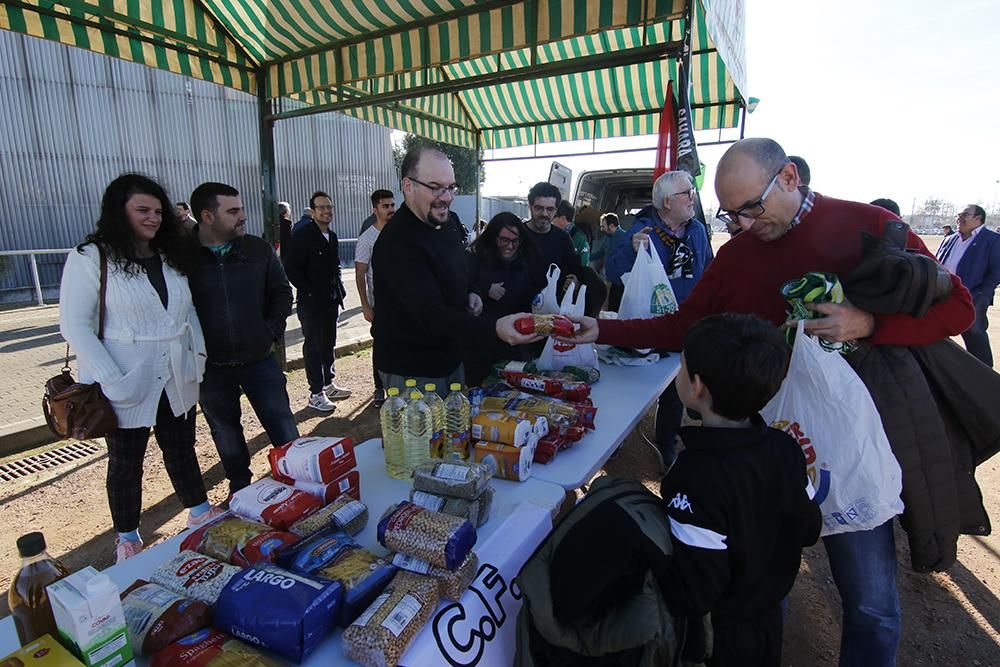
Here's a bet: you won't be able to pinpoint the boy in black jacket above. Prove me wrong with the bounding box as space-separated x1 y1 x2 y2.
660 313 821 666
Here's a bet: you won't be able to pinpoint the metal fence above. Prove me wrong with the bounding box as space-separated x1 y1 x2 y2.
0 29 397 304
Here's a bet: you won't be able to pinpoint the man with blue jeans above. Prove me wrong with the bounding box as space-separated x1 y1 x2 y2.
606 170 712 467
188 182 299 495
540 138 976 666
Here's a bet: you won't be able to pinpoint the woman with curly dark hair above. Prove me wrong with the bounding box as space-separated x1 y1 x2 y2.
59 174 220 563
465 212 547 384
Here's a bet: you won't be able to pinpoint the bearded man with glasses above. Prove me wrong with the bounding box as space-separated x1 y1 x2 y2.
519 137 977 667
371 146 537 396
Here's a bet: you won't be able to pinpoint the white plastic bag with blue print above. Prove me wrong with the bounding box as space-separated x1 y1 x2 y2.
760 321 903 536
531 264 561 315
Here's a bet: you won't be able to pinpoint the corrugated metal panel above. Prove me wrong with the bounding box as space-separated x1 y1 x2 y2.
0 30 396 301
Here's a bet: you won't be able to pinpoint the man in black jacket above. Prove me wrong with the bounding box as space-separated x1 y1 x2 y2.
285 190 352 411
188 182 299 496
372 146 536 393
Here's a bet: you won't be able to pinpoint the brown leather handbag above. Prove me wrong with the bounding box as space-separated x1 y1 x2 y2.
43 246 118 440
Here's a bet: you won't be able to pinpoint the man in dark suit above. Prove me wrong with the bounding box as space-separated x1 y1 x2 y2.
936 204 1000 366
285 191 352 410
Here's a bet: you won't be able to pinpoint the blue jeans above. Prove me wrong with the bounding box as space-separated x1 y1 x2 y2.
823 520 901 666
655 381 684 467
200 354 299 494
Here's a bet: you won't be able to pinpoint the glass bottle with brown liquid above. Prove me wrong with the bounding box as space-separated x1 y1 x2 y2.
8 532 69 646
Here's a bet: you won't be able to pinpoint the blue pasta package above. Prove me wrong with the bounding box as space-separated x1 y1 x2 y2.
213 563 343 663
276 525 357 574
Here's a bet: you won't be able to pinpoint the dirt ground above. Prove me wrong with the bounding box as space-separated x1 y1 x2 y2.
1 235 997 665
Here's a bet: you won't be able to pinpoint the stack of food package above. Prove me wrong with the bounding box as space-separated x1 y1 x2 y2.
268 436 360 504
473 361 599 465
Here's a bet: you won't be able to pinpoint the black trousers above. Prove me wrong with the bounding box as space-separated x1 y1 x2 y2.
299 304 338 394
104 392 207 533
710 605 783 667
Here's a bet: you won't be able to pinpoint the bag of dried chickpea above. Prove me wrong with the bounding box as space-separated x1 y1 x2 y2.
377 502 476 570
341 570 440 667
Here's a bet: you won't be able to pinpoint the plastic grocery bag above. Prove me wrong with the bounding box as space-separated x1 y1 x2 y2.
531 264 562 315
760 321 904 536
617 242 678 319
537 283 598 371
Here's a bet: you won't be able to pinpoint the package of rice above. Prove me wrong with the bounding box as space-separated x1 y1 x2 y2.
377 502 476 570
180 512 299 567
120 580 211 656
341 570 440 667
150 551 242 606
290 493 369 537
214 563 344 664
391 551 478 601
229 478 322 531
269 436 356 484
411 460 491 500
276 525 358 574
315 546 397 626
292 468 361 505
408 484 494 528
151 628 282 667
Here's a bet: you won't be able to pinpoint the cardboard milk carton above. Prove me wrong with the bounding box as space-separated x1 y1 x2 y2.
46 568 134 667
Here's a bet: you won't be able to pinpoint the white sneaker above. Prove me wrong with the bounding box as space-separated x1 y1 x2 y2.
308 392 337 412
115 536 144 564
323 382 353 400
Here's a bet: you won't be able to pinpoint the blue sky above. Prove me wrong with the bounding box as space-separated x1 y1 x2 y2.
479 0 1000 217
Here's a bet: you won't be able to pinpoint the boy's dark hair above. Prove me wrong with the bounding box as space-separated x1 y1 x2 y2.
555 200 575 222
190 182 239 224
527 181 562 206
869 198 900 216
601 212 620 228
370 189 393 208
683 313 790 420
309 190 331 209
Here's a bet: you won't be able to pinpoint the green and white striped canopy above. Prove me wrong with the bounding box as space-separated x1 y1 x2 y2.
0 0 747 149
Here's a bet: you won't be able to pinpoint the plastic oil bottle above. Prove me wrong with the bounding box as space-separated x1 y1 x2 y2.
380 387 408 479
9 532 70 646
423 384 446 459
403 391 432 474
444 383 472 460
404 379 421 402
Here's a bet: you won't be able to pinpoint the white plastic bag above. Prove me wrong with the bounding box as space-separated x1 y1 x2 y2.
617 242 678 320
531 264 561 315
760 321 904 536
536 283 599 371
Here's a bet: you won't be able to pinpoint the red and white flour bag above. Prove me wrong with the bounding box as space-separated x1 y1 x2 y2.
269 436 356 484
229 478 323 531
293 469 361 505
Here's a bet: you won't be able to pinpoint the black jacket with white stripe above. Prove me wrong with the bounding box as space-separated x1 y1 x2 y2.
658 414 821 625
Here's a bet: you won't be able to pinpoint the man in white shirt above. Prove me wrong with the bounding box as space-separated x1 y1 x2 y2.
355 189 396 406
936 204 1000 365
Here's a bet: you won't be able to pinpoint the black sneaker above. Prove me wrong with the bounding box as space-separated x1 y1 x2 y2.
373 388 386 408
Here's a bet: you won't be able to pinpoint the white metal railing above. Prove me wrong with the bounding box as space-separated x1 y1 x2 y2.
0 248 72 307
0 239 363 307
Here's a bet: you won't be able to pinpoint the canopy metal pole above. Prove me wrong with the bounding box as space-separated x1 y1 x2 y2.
475 132 483 235
257 74 285 367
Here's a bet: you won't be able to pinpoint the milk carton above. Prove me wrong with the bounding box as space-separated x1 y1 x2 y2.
46 568 134 667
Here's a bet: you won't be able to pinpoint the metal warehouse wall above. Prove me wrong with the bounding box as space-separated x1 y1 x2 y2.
0 30 397 301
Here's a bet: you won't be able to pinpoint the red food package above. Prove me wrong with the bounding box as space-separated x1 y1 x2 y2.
564 425 586 442
500 370 592 403
151 628 282 667
268 436 356 484
229 478 323 531
121 580 212 656
292 469 361 505
180 513 299 567
567 402 597 429
533 435 565 464
513 314 574 336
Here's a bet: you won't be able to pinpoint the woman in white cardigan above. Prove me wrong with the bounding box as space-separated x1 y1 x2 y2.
59 174 221 563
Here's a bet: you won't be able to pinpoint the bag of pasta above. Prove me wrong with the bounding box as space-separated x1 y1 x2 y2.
151 628 282 667
180 512 299 567
314 545 397 626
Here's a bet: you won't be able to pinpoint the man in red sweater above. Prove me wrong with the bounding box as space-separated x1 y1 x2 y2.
499 138 974 666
